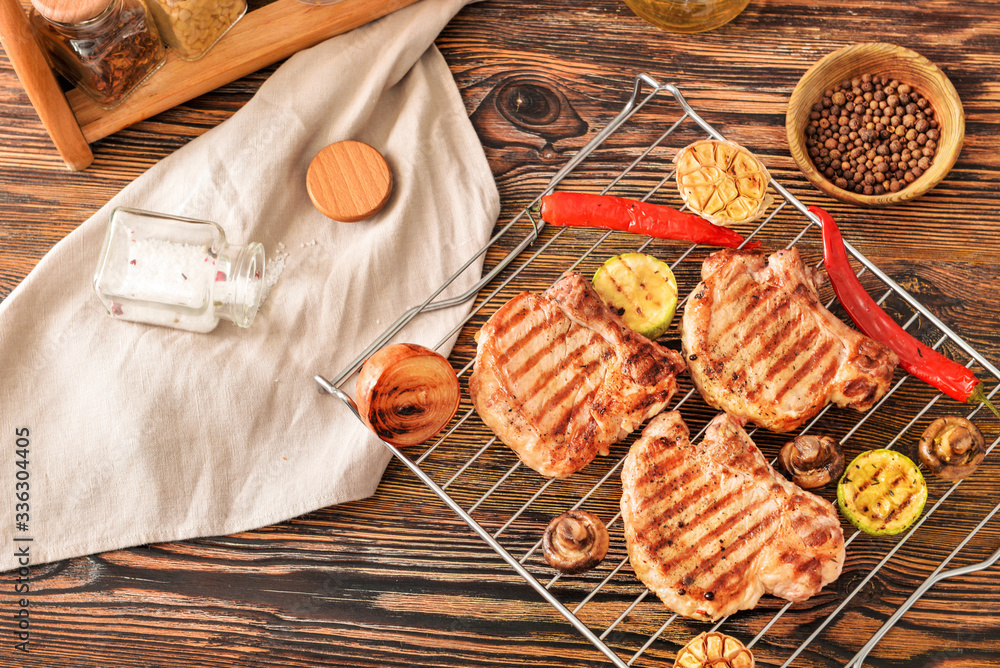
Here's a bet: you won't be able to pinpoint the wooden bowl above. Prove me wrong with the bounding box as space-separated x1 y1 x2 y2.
786 43 964 207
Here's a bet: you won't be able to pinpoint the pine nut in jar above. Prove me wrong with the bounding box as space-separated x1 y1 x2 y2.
147 0 247 61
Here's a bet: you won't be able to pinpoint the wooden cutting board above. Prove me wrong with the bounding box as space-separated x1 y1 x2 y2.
0 0 423 169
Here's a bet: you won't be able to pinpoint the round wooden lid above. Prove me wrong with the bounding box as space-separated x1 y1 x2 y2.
31 0 113 24
306 140 393 223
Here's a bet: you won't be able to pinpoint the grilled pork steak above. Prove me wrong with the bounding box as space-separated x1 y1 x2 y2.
621 411 845 621
469 272 686 478
680 248 898 433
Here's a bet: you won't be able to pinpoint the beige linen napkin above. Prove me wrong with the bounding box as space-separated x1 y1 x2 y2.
0 0 497 571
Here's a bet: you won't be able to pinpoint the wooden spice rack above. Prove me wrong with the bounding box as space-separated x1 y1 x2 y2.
0 0 422 170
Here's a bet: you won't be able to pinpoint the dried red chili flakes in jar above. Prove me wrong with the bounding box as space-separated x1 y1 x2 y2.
29 0 166 109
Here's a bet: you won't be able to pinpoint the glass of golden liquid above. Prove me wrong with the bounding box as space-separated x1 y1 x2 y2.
623 0 749 33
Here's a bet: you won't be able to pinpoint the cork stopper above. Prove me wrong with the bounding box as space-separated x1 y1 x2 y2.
306 140 393 223
31 0 113 24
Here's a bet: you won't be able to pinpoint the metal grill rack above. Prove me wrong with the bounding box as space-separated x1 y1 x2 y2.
315 74 1000 667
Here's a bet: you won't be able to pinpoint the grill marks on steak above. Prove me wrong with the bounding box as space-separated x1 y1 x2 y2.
621 411 845 621
469 272 686 478
681 248 898 433
490 297 605 439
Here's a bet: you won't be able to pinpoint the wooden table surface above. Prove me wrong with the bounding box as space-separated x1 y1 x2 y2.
2 1 1000 666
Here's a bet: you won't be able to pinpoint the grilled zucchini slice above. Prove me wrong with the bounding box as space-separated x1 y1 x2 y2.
592 253 678 340
837 449 927 536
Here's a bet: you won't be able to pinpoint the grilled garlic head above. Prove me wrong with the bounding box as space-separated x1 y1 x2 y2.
674 139 772 227
674 631 755 668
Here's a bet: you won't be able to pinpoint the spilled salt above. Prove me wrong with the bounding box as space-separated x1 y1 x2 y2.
259 242 288 307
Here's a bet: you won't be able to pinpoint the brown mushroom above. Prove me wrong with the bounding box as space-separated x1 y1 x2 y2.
542 510 609 575
918 416 986 481
779 435 845 489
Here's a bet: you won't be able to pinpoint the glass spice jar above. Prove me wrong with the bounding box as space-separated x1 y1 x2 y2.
93 208 265 333
29 0 166 109
147 0 247 61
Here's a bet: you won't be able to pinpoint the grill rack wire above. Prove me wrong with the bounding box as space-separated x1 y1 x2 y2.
315 74 1000 667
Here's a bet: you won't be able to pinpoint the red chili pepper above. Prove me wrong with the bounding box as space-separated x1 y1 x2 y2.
539 192 758 250
814 205 999 419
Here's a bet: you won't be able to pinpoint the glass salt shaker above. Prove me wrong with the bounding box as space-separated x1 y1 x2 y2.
147 0 247 61
29 0 166 109
93 208 265 333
